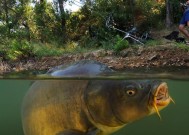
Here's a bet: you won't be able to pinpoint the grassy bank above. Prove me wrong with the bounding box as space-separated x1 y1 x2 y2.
1 33 189 62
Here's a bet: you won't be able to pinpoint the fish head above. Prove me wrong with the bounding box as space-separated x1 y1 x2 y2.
112 80 172 124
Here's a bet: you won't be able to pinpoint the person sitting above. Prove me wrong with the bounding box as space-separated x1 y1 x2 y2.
179 0 189 44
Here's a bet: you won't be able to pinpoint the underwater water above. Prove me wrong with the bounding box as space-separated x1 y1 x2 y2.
113 80 189 135
0 78 188 135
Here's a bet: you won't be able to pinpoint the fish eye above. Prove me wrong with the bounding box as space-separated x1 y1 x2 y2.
126 90 136 96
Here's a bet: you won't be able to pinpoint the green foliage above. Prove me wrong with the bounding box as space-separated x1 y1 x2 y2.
0 26 9 47
135 0 165 30
175 43 189 51
33 41 90 57
33 1 60 42
78 37 99 48
32 42 64 57
170 0 183 24
6 40 34 60
0 0 185 58
144 39 163 46
64 41 79 51
113 35 129 52
101 40 115 50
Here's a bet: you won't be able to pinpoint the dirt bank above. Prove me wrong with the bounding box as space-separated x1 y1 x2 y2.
1 44 189 75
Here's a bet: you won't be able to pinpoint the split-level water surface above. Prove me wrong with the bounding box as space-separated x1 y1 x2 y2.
0 67 189 135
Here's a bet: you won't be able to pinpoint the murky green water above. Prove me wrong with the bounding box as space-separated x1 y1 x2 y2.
0 79 188 135
113 80 189 135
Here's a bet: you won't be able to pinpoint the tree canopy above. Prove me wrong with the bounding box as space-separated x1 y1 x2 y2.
0 0 184 46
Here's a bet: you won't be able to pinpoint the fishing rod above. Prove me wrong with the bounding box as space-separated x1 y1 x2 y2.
106 13 145 45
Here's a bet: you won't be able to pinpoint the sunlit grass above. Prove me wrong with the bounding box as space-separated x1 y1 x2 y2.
33 42 64 57
175 42 189 51
3 37 189 61
144 39 166 46
33 41 90 57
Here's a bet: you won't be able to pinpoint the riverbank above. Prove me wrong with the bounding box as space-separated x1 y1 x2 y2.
1 43 189 75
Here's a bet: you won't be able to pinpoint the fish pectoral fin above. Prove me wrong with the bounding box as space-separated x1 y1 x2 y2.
56 130 85 135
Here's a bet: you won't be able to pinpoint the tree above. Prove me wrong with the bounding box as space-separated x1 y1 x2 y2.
0 0 33 40
165 0 172 28
0 0 184 45
34 0 60 42
0 0 17 35
58 0 66 31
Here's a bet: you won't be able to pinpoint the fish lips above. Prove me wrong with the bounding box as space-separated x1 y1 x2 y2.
153 82 171 106
148 81 172 118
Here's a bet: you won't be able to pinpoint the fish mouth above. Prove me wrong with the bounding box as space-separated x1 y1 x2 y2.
151 82 174 119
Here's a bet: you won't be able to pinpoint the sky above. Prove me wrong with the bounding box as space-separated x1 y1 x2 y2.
47 0 82 12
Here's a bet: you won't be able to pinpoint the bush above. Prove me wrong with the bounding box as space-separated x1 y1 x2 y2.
114 35 129 52
176 43 189 51
33 42 64 57
7 40 34 60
